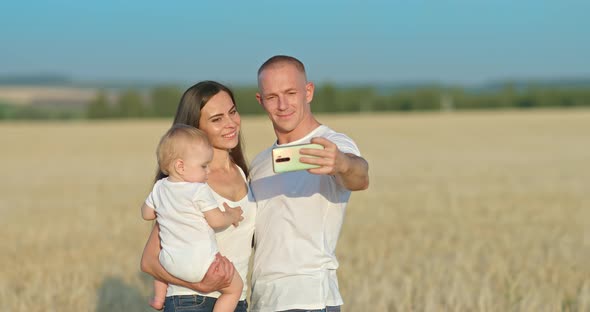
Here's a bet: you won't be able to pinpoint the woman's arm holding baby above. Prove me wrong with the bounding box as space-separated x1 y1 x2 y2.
140 222 234 293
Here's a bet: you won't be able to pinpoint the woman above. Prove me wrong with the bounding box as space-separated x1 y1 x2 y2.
141 81 255 312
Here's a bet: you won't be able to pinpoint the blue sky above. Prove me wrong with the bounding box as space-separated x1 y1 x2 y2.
1 0 589 85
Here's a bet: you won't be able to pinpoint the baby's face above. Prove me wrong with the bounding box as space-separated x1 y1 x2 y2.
181 142 213 183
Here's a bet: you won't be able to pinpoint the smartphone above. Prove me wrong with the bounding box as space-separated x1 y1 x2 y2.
272 143 324 173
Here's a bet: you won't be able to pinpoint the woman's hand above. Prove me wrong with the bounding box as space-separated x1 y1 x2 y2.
188 253 235 293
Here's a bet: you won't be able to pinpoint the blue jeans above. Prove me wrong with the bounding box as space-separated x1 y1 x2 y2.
163 295 248 312
280 306 341 312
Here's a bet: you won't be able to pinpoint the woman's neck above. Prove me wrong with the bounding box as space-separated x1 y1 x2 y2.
209 148 233 171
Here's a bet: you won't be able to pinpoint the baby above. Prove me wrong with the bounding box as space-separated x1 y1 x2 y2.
141 124 243 311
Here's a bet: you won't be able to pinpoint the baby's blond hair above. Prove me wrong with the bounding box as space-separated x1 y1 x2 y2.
156 124 210 175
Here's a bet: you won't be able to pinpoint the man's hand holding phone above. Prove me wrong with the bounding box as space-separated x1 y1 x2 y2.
299 137 348 176
272 142 323 173
271 137 348 175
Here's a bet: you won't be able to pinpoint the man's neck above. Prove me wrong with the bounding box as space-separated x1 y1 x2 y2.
276 118 321 145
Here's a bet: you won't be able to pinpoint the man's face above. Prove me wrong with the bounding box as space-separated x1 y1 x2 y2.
256 63 314 136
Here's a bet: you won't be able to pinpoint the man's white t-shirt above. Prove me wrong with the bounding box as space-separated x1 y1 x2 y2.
145 178 219 283
249 125 361 312
162 167 256 300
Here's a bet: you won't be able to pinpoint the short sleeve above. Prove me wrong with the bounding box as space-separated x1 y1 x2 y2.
192 183 219 212
145 192 155 210
324 132 361 156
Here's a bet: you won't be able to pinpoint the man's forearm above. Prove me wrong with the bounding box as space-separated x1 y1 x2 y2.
336 154 369 191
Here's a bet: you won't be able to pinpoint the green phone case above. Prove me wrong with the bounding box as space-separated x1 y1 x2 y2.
272 143 324 173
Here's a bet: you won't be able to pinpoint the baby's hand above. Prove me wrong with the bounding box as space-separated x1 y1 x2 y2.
227 205 244 227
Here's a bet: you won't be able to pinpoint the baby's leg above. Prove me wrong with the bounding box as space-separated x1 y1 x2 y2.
212 270 243 312
149 279 167 310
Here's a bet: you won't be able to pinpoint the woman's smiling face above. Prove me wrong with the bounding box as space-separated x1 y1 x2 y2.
198 90 241 151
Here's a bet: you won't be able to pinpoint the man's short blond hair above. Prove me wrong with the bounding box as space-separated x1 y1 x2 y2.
156 124 210 175
257 55 307 79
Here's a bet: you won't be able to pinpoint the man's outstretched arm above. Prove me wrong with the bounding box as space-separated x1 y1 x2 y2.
301 136 369 191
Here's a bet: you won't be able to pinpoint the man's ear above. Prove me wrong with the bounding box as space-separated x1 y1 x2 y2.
256 93 263 106
306 82 315 104
174 159 184 175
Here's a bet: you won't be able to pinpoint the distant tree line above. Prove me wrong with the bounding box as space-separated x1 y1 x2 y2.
83 86 264 119
311 83 590 112
1 83 589 120
86 83 590 118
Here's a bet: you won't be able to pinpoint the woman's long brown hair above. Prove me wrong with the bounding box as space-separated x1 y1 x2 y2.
154 81 248 182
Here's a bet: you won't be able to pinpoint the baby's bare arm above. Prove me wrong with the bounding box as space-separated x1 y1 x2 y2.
141 203 157 220
204 203 243 230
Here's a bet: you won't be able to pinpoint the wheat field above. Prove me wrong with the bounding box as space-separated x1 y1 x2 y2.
1 110 589 312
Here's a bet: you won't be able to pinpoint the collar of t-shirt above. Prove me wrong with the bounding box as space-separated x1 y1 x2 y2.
273 125 327 148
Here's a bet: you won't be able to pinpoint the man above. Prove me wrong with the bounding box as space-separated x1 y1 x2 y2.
249 55 370 312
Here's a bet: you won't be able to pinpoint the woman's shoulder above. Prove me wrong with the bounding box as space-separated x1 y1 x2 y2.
235 164 248 182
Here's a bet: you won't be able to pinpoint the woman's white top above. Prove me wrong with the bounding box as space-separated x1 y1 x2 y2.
165 166 256 300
